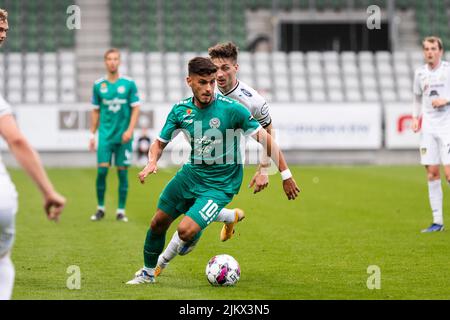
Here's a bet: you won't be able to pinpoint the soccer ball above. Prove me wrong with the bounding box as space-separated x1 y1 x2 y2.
205 254 241 286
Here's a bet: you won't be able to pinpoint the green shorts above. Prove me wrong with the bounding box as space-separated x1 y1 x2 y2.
97 140 133 167
158 170 234 230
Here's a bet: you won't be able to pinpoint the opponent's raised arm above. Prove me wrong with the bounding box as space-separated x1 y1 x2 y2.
252 128 300 200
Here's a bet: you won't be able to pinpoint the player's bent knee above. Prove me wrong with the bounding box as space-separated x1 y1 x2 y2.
150 211 173 234
0 205 16 258
177 227 199 243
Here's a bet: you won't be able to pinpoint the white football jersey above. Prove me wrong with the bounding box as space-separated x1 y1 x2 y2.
414 60 450 132
217 80 272 128
0 94 12 175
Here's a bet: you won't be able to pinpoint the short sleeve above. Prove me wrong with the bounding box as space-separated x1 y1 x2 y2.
158 106 180 143
0 94 12 117
129 81 140 107
233 103 262 136
91 84 100 109
253 101 272 128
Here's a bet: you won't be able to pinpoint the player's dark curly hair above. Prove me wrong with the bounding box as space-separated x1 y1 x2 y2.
188 57 217 76
208 42 239 63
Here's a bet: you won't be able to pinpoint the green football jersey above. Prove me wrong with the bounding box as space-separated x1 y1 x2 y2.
159 94 262 195
92 76 140 144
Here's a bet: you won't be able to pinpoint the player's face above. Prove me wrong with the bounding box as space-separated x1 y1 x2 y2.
0 20 9 47
187 73 216 106
104 52 121 74
423 41 442 66
211 57 238 92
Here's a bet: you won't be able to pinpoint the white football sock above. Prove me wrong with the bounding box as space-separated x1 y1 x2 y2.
158 231 182 267
215 208 236 223
0 254 14 300
428 179 443 225
97 206 105 211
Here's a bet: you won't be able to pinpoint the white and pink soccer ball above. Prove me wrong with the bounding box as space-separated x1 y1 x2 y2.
205 254 241 286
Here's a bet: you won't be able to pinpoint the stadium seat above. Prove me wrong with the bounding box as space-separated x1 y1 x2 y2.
381 89 397 102
292 89 309 102
25 90 40 103
7 90 22 104
346 88 362 102
363 90 380 102
307 62 322 76
310 90 326 102
398 89 413 101
343 75 360 90
328 89 344 102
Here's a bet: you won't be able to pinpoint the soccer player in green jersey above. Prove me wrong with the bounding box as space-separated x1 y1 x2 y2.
89 49 140 222
127 57 299 284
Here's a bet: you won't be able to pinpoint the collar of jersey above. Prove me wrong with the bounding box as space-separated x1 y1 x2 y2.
104 75 122 84
427 61 442 72
221 80 240 96
190 96 216 110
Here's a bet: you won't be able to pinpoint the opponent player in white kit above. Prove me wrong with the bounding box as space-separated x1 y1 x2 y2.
0 9 66 300
153 42 280 277
412 36 450 233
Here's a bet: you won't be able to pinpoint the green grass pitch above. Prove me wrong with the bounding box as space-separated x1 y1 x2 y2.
7 165 450 299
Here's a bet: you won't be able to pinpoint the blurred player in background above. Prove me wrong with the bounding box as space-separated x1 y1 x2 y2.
0 8 66 300
153 42 277 277
126 57 299 284
89 49 140 222
412 36 450 233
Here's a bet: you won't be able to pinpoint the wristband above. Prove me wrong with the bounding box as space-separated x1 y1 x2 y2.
280 169 292 181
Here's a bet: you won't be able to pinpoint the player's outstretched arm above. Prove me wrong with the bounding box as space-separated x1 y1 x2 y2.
252 128 300 200
0 114 66 221
138 139 168 184
249 123 273 193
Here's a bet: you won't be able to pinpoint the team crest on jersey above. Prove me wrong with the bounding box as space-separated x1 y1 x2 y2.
421 147 427 155
241 88 252 97
209 118 221 129
100 83 108 93
117 86 125 94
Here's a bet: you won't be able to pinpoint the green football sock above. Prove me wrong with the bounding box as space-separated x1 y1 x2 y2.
117 169 128 210
96 167 109 207
144 229 166 268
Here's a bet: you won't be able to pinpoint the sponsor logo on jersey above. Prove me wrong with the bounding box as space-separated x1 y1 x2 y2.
183 119 194 124
108 104 121 113
429 90 439 97
100 83 108 93
241 88 253 97
209 118 221 129
117 86 126 94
